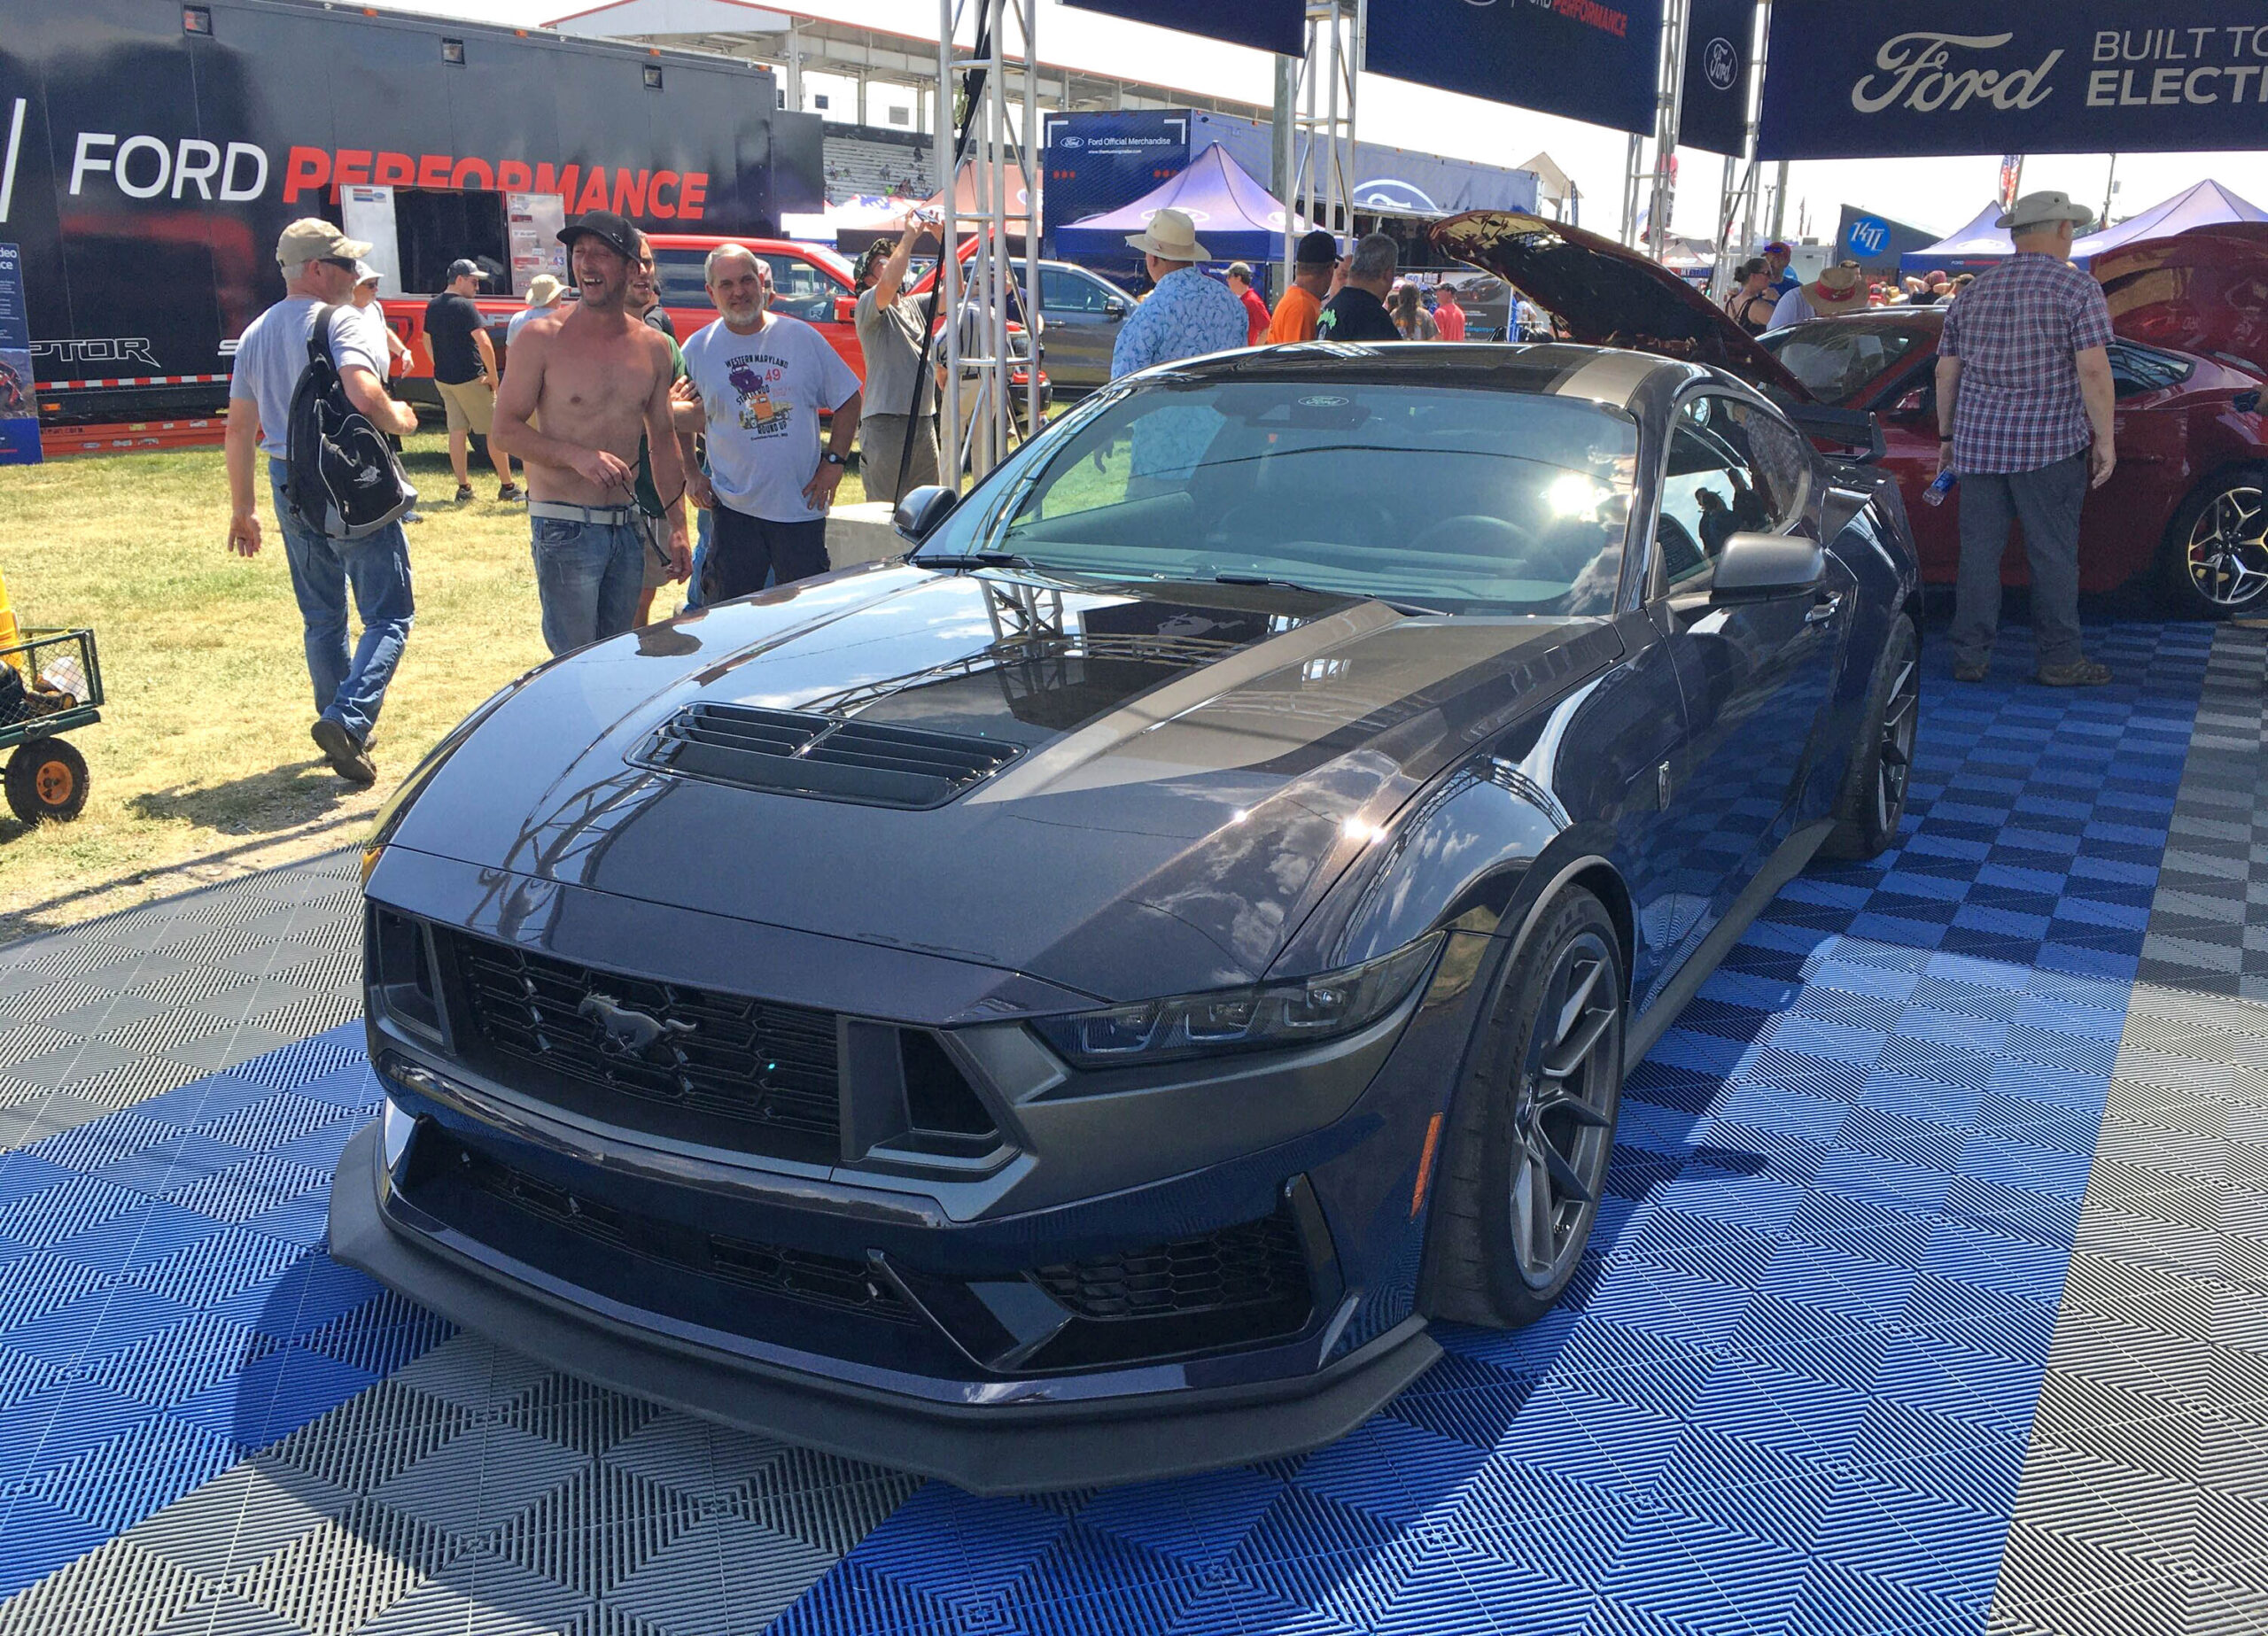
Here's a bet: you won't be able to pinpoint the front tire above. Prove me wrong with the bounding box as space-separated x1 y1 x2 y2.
2161 467 2268 619
1819 612 1918 863
1423 888 1624 1328
6 738 89 825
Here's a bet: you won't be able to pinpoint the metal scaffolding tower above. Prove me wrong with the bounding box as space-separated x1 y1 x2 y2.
1644 0 1688 262
1283 0 1359 279
936 0 1040 484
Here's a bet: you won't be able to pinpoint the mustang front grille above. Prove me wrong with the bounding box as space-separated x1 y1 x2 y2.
447 934 841 1161
636 702 1017 810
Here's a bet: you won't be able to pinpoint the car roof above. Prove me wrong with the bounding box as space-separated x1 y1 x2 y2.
1138 340 1708 412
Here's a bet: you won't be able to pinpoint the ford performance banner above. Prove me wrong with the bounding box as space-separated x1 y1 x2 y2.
1060 0 1304 57
1760 9 2268 159
1679 0 1757 155
1366 0 1664 138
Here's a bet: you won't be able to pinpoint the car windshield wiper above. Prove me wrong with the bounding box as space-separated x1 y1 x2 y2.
1212 573 1443 618
916 550 1042 570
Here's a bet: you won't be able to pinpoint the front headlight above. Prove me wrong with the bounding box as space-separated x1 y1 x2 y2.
1030 934 1443 1069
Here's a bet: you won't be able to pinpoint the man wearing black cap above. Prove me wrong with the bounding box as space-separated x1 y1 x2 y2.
423 259 519 503
1268 229 1340 345
490 210 691 655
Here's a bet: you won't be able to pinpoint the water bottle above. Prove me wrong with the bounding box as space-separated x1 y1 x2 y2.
1922 469 1956 508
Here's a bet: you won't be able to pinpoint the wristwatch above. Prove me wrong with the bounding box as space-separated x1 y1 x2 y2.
821 451 847 468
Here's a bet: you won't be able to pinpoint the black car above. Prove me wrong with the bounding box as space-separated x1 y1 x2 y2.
331 212 1922 1493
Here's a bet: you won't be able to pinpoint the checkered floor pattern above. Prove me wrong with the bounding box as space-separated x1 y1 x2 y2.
0 619 2258 1636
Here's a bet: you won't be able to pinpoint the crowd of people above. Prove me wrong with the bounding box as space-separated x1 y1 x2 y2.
1724 239 1978 336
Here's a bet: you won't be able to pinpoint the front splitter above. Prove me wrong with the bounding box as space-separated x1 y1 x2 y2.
327 1121 1441 1494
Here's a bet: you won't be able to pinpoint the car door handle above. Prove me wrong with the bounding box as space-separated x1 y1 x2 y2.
1805 593 1843 625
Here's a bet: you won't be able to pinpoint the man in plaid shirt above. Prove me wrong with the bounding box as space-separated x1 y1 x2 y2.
1936 190 2117 686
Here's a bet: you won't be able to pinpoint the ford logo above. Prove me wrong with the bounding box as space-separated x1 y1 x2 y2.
1351 179 1440 214
1852 32 2062 115
1704 37 1739 92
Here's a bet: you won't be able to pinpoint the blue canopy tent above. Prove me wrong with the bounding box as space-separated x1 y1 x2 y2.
1898 202 2013 281
1053 143 1306 283
2073 180 2268 261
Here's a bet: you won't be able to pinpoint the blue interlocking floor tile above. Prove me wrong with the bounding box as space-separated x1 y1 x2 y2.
0 1024 447 1599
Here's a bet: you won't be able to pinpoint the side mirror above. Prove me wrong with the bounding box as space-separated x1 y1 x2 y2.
1710 533 1824 604
1102 296 1128 319
835 295 857 324
893 485 959 543
1890 388 1930 419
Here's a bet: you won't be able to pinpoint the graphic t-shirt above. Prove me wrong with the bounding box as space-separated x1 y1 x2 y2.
423 291 485 384
681 313 861 523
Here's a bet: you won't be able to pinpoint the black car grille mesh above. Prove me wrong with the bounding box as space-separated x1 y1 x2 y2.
1030 1210 1309 1322
450 1138 918 1325
636 702 1017 810
449 935 840 1159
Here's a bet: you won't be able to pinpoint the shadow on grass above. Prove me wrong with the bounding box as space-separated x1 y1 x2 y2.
128 758 363 835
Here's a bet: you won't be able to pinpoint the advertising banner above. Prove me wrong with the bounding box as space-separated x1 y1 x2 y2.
1761 8 2268 159
0 244 39 465
1365 0 1664 138
1679 0 1756 155
1834 205 1940 272
1060 0 1304 58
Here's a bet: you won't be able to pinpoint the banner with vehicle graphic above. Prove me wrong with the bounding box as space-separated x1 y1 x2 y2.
0 244 39 465
1762 7 2268 158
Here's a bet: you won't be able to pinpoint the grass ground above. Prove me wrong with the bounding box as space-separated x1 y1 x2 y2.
0 433 866 940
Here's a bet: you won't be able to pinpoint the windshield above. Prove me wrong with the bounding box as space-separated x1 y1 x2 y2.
914 376 1638 616
1758 321 1936 406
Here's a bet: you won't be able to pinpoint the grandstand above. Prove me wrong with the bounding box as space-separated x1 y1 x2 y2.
823 130 934 205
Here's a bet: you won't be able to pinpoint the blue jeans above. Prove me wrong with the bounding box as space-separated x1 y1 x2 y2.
268 459 413 743
682 506 713 612
531 514 643 655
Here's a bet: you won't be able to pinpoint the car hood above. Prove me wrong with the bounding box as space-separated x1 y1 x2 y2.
1431 210 1814 402
390 566 1620 1002
2094 225 2268 377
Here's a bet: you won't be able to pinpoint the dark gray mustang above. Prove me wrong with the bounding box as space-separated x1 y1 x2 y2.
335 212 1922 1493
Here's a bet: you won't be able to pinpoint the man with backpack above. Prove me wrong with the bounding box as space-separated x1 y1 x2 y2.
223 218 419 787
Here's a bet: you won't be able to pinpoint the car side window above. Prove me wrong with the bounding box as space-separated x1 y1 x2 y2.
761 253 840 323
1657 396 1776 589
1043 268 1107 314
654 249 709 308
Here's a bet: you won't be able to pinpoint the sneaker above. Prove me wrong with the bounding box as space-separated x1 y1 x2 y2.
402 509 426 524
2035 659 2112 687
454 483 474 504
311 718 377 786
1952 659 1989 683
497 482 524 502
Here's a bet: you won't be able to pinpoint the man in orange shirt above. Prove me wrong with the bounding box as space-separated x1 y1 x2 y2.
1267 230 1339 344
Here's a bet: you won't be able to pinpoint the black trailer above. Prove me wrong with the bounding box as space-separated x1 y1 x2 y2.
0 0 823 427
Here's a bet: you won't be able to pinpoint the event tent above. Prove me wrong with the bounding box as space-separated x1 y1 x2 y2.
2073 180 2268 261
1053 143 1302 282
1898 202 2012 279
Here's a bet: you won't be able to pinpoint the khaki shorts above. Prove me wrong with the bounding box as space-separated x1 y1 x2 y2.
436 376 494 436
640 516 676 590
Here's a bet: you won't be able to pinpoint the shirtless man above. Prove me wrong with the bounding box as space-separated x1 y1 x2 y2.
490 208 690 655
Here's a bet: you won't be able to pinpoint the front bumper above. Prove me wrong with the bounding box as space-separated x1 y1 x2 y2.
330 1120 1441 1493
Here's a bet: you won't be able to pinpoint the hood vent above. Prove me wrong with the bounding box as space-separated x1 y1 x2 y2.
638 702 1018 809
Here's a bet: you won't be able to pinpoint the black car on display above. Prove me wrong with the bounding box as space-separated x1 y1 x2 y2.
331 212 1922 1493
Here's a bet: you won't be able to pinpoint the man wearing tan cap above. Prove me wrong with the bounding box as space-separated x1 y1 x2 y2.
223 219 420 787
1936 189 2116 686
1109 206 1248 380
1767 260 1868 330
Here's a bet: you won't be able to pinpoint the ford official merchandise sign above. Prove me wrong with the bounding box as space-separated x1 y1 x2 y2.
1762 6 2268 159
1366 0 1663 138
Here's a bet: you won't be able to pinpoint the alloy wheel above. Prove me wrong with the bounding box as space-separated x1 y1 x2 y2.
1876 647 1919 836
1507 931 1619 1290
2186 485 2268 609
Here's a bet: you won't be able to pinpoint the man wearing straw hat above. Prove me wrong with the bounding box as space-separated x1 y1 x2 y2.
1767 260 1868 330
1109 207 1247 381
509 274 566 345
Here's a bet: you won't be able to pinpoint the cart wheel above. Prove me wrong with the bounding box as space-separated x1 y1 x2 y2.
6 738 89 825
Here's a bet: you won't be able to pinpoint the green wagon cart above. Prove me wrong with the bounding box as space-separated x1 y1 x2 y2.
1 628 104 825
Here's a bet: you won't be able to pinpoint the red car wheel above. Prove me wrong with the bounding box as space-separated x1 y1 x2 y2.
2163 467 2268 619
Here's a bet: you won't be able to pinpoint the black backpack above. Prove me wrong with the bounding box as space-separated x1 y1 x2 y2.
284 304 416 539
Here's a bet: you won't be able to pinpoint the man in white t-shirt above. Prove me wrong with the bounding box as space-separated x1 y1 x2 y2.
224 219 419 787
679 245 861 601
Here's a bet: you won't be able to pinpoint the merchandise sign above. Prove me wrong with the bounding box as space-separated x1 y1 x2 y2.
1761 7 2268 159
1680 0 1758 155
1365 0 1664 138
0 244 39 466
1060 0 1304 57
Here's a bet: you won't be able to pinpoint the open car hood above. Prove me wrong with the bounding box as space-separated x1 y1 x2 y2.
1432 211 1814 403
2094 224 2268 379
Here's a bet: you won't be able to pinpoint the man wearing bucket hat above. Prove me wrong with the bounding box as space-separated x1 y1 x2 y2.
1109 207 1247 381
1767 260 1868 330
508 274 566 345
1936 190 2117 686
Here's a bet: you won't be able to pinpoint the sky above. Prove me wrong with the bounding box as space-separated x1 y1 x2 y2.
398 0 2268 245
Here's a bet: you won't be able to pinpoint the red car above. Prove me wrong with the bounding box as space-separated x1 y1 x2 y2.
1757 234 2268 619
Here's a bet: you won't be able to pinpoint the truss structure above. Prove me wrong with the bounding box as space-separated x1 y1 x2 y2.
1283 0 1360 278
